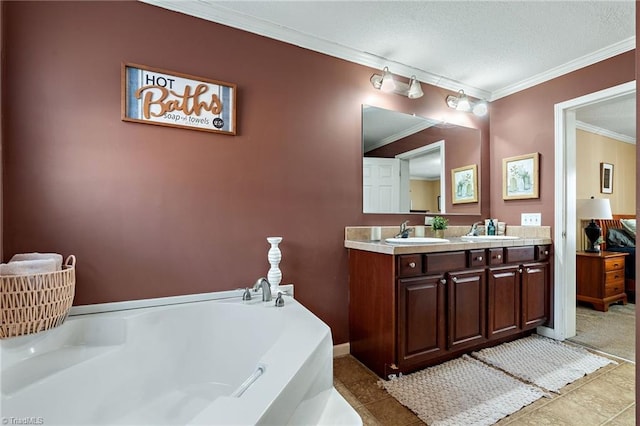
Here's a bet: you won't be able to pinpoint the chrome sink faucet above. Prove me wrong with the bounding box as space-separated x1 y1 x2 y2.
467 221 485 236
395 220 414 238
253 277 272 302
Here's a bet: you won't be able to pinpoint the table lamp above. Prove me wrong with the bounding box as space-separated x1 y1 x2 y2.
577 197 613 253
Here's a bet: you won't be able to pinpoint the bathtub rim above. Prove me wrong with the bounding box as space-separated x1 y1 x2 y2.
68 284 294 317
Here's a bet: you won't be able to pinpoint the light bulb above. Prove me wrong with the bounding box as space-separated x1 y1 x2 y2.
472 100 488 116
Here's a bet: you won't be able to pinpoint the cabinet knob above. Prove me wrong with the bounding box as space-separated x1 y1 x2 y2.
440 279 447 285
613 263 619 268
496 254 502 260
526 267 531 273
477 256 483 261
518 268 523 274
452 277 458 283
544 250 549 255
408 262 416 268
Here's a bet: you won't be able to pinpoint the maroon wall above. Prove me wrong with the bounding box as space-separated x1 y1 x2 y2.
490 51 635 227
2 1 489 344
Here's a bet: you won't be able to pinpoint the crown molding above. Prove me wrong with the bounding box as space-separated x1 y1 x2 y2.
142 1 634 103
140 0 491 100
490 37 636 101
576 121 636 145
365 121 436 153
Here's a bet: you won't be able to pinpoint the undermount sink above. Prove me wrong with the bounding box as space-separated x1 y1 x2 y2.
460 235 520 242
385 237 450 245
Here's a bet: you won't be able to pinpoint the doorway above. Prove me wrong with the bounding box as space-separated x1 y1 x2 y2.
539 80 636 341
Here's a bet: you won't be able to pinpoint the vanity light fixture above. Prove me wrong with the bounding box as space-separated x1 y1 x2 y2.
446 89 488 117
370 67 424 99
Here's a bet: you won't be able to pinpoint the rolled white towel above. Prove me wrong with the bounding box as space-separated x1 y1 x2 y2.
0 259 57 276
10 253 63 271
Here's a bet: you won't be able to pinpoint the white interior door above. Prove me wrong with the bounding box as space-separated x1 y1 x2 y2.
363 157 400 213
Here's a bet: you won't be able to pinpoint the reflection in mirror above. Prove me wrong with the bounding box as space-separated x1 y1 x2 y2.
362 105 481 215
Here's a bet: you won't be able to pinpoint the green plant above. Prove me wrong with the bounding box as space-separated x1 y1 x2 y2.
432 216 448 230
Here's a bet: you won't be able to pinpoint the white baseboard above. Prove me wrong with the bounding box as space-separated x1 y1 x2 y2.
333 342 350 357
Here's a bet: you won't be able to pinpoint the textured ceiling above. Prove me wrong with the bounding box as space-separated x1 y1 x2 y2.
145 0 636 141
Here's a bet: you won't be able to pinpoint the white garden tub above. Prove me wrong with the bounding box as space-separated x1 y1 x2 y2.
0 288 361 425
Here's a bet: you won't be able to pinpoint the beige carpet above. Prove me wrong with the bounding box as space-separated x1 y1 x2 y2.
472 335 615 393
569 303 635 361
380 355 545 426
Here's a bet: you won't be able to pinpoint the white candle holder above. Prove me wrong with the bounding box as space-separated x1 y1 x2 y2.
267 237 283 295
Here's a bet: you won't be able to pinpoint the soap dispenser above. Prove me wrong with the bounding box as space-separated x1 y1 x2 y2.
487 219 496 236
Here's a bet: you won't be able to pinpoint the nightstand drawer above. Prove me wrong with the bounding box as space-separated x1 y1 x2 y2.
605 279 625 297
604 257 625 272
605 270 625 284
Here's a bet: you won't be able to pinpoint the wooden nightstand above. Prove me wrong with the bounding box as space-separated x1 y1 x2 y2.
576 251 628 312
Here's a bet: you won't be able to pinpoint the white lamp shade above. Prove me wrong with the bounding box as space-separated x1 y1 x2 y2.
577 198 613 219
407 77 424 99
380 67 396 92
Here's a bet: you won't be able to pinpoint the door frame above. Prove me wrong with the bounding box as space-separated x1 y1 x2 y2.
538 80 635 340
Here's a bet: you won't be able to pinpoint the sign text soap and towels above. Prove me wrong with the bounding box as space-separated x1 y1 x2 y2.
122 63 236 135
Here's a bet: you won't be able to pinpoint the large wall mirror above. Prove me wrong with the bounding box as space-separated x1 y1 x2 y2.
362 105 482 215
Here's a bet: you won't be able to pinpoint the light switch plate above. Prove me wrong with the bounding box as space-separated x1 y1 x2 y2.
521 213 541 226
425 216 434 226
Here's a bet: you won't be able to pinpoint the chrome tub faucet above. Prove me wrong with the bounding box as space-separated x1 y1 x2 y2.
253 277 272 302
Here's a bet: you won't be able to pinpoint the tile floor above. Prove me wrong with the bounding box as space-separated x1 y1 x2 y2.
334 353 636 425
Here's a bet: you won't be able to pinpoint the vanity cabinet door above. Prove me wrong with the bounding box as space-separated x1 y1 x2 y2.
521 261 549 329
397 276 447 369
487 265 521 339
447 269 487 350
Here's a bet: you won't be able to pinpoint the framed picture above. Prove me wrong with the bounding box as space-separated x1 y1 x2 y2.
600 163 613 194
451 164 478 204
122 63 236 135
502 153 539 200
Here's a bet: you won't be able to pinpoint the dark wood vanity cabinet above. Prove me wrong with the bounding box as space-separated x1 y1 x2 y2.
521 261 550 328
487 261 549 339
447 268 487 350
348 244 552 378
397 275 446 368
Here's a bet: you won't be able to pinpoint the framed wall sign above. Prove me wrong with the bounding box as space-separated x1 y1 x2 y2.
600 162 614 194
122 63 236 135
503 152 539 200
451 164 478 204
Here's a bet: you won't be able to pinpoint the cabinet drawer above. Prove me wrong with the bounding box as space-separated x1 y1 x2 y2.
488 248 505 265
424 252 466 273
398 254 423 277
468 250 487 267
504 246 535 264
605 279 625 297
605 269 625 284
604 257 625 272
536 245 551 261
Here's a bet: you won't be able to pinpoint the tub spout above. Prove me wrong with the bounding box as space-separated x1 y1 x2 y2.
253 277 272 302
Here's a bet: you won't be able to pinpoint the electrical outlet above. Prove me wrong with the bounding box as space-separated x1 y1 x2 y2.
521 213 542 226
425 216 434 226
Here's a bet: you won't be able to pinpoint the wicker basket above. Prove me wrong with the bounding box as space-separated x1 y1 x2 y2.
0 255 76 339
